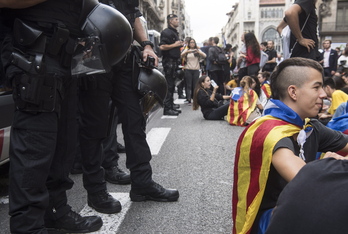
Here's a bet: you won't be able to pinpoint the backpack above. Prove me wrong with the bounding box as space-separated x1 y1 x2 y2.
259 50 268 69
215 46 228 65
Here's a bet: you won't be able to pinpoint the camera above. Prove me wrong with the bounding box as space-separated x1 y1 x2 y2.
211 80 217 88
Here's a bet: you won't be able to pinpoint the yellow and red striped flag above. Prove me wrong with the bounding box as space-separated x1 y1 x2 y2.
261 83 272 99
227 89 258 126
232 115 302 234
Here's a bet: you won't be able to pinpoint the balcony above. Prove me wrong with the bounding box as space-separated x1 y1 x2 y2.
259 0 285 6
142 0 163 20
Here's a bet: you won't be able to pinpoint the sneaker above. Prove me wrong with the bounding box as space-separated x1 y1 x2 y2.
105 166 131 184
178 94 186 99
88 190 122 214
130 181 179 202
45 210 103 233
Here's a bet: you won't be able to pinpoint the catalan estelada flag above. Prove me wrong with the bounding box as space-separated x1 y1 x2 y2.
261 83 272 99
232 99 305 234
227 88 259 126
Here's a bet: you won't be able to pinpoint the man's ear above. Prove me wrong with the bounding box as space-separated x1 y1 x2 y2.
288 85 297 101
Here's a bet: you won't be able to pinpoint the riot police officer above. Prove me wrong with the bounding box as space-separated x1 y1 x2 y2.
77 0 179 214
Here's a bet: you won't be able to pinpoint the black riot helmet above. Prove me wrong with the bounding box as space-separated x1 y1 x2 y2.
81 3 133 67
138 67 168 118
132 47 167 117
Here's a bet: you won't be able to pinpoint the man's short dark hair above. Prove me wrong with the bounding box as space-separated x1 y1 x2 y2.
323 78 336 89
261 42 267 47
213 37 219 44
270 57 323 100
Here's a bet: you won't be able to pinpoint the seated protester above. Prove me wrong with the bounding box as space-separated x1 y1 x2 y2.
251 75 269 113
232 58 348 234
319 78 348 121
225 75 238 95
258 71 272 99
332 72 346 90
192 75 231 120
226 76 263 126
266 158 348 234
331 100 348 119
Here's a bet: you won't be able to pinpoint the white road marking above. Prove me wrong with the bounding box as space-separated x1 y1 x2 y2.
79 192 131 233
161 115 178 119
146 127 171 155
174 99 185 104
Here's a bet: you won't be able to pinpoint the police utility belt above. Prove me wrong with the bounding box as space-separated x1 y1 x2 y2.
10 18 74 113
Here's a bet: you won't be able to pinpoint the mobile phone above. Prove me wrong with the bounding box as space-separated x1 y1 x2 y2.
211 80 217 87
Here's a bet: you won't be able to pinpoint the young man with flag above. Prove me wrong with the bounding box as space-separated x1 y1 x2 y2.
232 57 348 234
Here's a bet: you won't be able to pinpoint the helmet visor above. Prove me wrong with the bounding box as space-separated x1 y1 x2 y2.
71 36 109 76
139 92 161 118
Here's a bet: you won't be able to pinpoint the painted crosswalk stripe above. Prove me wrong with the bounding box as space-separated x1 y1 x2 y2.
174 99 185 104
79 192 130 233
161 115 178 119
146 127 171 155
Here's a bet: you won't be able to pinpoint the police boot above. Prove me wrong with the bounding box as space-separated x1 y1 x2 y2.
88 190 122 214
45 210 103 233
104 165 131 184
130 180 179 202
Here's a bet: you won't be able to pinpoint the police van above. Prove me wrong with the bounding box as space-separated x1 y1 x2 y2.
0 90 14 165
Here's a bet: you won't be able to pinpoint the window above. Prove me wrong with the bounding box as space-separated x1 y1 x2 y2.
337 1 348 30
262 28 281 52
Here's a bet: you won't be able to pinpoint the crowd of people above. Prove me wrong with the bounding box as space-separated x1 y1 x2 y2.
1 0 348 233
181 0 348 233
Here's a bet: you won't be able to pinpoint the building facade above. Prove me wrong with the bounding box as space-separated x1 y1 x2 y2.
139 0 191 40
223 0 348 57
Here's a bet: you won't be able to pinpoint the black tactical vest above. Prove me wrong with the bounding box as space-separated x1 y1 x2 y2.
4 0 84 37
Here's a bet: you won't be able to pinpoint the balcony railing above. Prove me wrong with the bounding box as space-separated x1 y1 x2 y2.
321 22 348 32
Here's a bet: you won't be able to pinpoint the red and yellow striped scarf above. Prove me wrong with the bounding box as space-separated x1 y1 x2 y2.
227 89 258 126
232 115 302 234
261 83 272 99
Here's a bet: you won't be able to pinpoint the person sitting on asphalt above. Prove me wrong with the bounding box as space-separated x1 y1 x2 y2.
232 57 348 234
226 76 263 126
192 75 231 120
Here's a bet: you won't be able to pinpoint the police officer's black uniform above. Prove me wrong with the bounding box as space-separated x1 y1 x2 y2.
159 22 182 115
0 1 102 233
78 0 179 212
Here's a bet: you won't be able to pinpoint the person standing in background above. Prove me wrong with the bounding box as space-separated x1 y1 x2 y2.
181 38 206 104
262 40 277 73
208 37 225 94
277 0 320 61
160 14 183 116
320 40 338 78
238 32 261 76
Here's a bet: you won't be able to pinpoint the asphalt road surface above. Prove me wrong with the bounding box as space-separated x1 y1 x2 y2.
0 97 245 234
